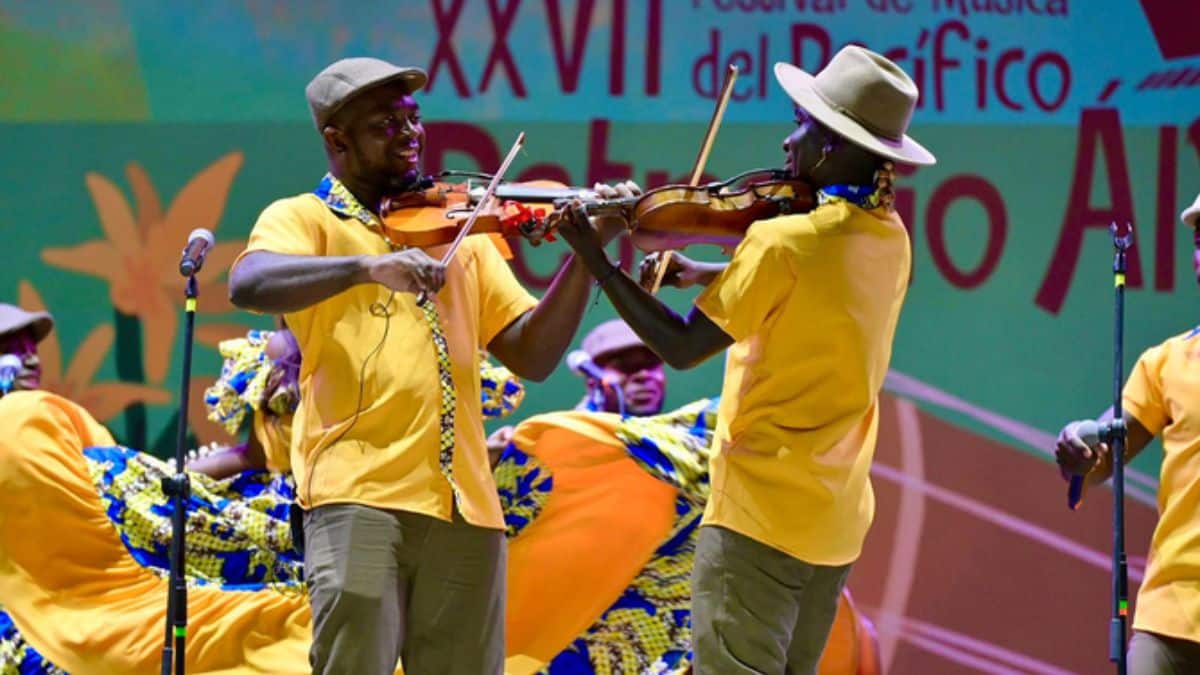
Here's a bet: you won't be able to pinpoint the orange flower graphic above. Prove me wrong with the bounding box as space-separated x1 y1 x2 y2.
18 281 170 422
42 153 246 384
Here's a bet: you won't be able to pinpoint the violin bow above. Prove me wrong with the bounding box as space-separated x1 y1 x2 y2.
648 64 738 295
416 132 525 305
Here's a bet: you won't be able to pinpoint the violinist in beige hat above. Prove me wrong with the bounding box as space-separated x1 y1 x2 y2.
0 303 53 395
556 45 933 674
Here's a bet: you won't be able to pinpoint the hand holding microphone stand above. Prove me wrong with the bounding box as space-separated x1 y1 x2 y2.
1066 221 1133 674
161 228 213 675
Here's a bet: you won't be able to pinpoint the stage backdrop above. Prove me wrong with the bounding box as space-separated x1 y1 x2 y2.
2 1 1198 673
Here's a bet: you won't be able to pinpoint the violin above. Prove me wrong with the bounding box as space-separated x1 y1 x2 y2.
600 168 814 253
378 174 565 250
379 168 815 255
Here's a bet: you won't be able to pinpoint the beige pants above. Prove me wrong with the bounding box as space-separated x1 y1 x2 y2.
1129 630 1200 675
691 525 851 675
304 504 505 675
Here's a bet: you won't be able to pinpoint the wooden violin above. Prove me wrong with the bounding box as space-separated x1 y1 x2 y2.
602 168 815 253
378 168 814 256
447 168 814 253
377 171 599 253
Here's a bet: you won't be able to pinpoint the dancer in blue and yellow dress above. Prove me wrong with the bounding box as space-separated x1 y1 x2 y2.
0 322 876 674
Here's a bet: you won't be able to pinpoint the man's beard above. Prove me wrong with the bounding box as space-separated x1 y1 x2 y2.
383 167 423 193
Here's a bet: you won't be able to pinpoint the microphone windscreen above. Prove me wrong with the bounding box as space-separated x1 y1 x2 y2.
566 350 591 373
1076 419 1102 446
188 228 215 246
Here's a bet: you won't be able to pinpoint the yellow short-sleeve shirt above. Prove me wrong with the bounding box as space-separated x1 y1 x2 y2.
1122 330 1200 642
695 201 911 565
233 193 537 529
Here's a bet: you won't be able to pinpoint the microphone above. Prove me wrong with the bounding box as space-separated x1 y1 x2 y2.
179 228 215 277
0 354 21 395
1067 419 1115 510
566 350 626 417
566 350 610 383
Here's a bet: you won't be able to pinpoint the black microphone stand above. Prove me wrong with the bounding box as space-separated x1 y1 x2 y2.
1104 221 1133 674
161 272 198 675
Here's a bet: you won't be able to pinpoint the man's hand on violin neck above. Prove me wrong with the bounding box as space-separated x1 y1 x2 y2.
365 248 446 295
554 203 608 269
588 180 640 244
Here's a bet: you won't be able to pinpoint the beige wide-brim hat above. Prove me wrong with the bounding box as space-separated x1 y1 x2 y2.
1182 192 1200 229
306 57 428 130
774 46 936 166
0 303 53 343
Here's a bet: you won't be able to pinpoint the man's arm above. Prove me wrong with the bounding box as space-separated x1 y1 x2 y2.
1056 408 1155 486
590 262 731 370
229 249 445 314
556 210 732 370
486 254 594 382
187 434 267 479
487 183 644 381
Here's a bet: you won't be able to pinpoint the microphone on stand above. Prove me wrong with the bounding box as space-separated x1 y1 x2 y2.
0 354 21 395
1067 419 1120 510
179 229 215 277
566 350 625 417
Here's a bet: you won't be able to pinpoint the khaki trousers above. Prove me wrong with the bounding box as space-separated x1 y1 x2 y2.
691 525 851 675
1129 630 1200 675
304 503 505 675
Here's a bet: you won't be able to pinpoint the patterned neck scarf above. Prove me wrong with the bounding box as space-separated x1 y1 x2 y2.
815 161 896 211
817 183 883 208
313 173 463 507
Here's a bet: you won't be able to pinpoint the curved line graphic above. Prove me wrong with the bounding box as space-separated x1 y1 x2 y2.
876 397 926 671
871 462 1145 582
885 369 1160 499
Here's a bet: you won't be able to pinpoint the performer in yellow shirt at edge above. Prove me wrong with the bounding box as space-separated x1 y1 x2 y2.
1056 191 1200 674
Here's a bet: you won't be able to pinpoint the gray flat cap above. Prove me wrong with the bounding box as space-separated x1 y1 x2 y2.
305 57 427 130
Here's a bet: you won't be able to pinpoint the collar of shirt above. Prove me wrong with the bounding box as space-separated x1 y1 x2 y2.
314 173 379 228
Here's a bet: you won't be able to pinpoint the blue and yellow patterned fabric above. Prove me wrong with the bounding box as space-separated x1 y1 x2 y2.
481 356 526 420
493 447 552 539
84 446 303 589
0 448 302 674
539 398 718 675
0 611 63 675
0 395 716 675
203 329 278 435
492 399 718 675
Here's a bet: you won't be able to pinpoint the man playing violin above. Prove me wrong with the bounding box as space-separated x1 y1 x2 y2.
556 46 936 674
229 57 635 675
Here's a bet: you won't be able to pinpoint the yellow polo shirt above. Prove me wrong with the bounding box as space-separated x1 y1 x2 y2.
1121 329 1200 642
234 194 537 529
695 201 910 565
